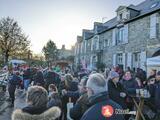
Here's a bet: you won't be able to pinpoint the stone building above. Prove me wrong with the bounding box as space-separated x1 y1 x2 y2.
74 0 160 71
58 45 73 60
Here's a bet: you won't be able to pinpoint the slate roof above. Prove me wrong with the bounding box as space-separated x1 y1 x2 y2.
83 0 160 39
83 29 94 40
99 0 160 34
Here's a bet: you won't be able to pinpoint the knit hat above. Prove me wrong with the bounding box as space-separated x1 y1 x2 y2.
157 71 160 76
110 71 119 79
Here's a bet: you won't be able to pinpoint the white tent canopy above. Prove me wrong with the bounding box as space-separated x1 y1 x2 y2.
9 59 26 64
147 56 160 67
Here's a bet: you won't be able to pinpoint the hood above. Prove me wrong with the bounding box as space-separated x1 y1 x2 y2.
12 107 61 120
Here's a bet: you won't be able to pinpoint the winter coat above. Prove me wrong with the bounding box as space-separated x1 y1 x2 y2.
34 71 45 86
12 106 61 120
108 80 127 109
148 81 160 111
65 90 80 99
70 93 89 120
45 71 56 85
80 92 125 120
8 74 21 86
60 80 78 119
23 69 31 80
121 78 139 104
48 93 62 109
121 78 139 93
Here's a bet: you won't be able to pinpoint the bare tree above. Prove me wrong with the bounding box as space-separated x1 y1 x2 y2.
0 17 30 63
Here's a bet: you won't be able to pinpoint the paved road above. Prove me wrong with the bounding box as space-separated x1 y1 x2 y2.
0 90 27 120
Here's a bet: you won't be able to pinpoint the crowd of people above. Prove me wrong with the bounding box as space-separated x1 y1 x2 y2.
6 65 160 120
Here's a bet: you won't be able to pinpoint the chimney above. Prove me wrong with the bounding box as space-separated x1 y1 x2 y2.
62 45 65 50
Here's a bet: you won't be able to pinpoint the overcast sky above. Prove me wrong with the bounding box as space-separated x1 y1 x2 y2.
0 0 144 53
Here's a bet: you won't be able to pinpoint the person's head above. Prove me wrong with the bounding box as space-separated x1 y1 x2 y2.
156 71 160 81
64 74 74 88
127 67 131 71
14 71 20 76
27 86 48 107
150 69 157 76
148 78 156 85
90 71 97 75
78 77 88 93
110 71 119 83
123 71 132 81
49 84 58 93
86 73 107 97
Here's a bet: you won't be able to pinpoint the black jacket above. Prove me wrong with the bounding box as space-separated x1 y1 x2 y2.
34 71 45 86
108 80 127 109
45 71 56 85
80 92 125 120
70 93 89 120
148 81 160 111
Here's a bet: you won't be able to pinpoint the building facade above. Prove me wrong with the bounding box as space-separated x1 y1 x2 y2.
58 45 73 60
74 0 160 71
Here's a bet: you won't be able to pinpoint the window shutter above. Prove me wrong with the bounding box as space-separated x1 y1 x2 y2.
74 45 77 55
140 51 146 71
150 14 157 39
81 43 83 53
77 45 79 54
113 54 116 66
90 56 94 69
127 52 132 68
123 53 126 70
96 36 99 50
91 38 93 51
84 41 87 53
124 24 128 43
112 29 116 46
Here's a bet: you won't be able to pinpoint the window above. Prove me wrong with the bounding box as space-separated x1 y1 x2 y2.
104 39 109 47
117 53 123 65
133 52 141 69
117 27 124 44
92 36 99 51
119 13 123 20
134 52 140 62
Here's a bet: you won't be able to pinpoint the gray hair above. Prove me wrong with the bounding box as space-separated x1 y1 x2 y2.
87 73 108 95
27 86 48 107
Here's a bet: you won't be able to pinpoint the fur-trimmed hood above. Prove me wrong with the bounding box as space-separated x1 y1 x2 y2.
12 107 61 120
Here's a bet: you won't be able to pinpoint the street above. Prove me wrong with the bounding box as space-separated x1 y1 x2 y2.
0 90 27 120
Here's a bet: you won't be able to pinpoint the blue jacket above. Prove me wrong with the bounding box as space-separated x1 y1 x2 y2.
9 74 21 85
80 92 125 120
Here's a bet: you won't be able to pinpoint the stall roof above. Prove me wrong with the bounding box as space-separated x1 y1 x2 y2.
147 56 160 66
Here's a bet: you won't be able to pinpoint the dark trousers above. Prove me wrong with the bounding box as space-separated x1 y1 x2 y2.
8 85 16 104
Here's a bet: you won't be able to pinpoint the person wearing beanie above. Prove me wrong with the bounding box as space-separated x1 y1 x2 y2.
8 71 21 107
108 71 127 109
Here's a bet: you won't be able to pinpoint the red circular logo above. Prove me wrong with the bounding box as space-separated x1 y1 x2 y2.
102 105 114 118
